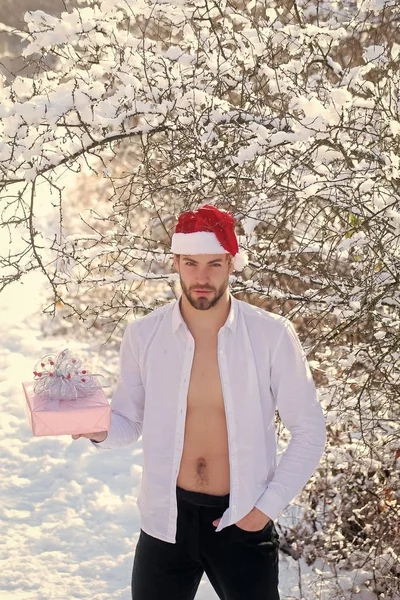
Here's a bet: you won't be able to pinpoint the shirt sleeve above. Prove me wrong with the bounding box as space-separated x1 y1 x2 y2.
255 319 326 520
91 322 145 450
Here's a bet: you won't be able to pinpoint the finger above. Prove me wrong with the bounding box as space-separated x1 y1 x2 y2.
71 434 81 440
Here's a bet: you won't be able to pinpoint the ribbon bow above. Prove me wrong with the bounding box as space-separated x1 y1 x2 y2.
32 348 110 403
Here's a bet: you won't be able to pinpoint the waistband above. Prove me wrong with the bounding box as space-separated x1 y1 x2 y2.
176 485 230 508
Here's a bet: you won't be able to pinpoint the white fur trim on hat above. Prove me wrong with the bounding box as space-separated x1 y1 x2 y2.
233 251 248 271
171 231 248 271
171 232 228 255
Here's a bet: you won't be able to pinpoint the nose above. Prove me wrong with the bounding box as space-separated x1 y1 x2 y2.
195 266 210 285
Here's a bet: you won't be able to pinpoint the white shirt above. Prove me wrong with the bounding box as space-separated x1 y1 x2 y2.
92 295 326 544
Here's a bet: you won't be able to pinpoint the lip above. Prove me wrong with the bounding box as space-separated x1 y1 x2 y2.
193 289 212 294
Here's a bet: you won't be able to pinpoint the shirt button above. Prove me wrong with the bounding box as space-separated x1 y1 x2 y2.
219 350 224 355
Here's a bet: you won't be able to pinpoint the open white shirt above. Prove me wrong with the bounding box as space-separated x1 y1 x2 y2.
92 295 326 544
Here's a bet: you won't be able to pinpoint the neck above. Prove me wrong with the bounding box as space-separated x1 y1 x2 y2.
179 290 231 336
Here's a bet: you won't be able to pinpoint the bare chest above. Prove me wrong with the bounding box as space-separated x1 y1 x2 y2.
177 337 230 494
187 341 224 410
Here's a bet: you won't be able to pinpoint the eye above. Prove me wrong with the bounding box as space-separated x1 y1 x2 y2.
185 261 195 266
211 263 221 267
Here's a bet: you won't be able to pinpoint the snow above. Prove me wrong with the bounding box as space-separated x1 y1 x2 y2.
326 56 343 75
374 331 386 340
363 45 387 65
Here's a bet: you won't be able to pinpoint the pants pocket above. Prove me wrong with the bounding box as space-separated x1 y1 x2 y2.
233 519 274 535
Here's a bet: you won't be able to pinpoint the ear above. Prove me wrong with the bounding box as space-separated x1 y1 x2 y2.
173 254 180 273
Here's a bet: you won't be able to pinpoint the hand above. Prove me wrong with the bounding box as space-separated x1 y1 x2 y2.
71 431 108 443
213 507 271 531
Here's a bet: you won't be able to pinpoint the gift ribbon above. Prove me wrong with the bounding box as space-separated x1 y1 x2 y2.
33 348 110 407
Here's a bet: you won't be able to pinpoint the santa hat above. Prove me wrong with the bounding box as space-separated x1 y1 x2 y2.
171 204 248 271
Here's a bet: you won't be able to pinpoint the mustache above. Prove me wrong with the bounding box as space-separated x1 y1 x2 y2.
190 285 215 291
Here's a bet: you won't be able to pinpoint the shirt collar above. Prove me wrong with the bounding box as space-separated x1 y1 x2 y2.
171 294 238 334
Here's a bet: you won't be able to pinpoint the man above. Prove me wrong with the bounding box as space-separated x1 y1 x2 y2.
72 204 327 600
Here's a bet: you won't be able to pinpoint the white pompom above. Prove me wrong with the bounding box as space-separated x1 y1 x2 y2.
233 251 248 271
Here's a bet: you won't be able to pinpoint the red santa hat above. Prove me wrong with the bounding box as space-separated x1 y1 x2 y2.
171 204 248 271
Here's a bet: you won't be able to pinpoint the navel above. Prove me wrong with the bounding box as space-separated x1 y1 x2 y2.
196 457 207 470
195 457 209 482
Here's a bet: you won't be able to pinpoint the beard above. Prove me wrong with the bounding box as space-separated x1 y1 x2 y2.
180 278 229 311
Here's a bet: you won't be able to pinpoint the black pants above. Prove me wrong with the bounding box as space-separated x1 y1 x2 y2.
131 485 280 599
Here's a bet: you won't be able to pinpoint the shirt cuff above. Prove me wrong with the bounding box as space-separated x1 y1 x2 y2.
90 438 108 449
88 412 139 449
254 488 286 522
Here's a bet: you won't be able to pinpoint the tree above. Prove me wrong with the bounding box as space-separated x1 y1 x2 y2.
1 0 399 596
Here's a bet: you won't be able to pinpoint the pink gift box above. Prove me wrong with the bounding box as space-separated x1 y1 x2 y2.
22 380 111 437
